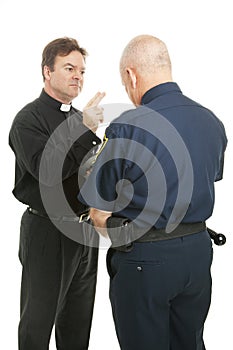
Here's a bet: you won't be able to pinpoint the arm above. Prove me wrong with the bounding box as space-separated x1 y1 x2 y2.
9 114 100 187
9 92 105 187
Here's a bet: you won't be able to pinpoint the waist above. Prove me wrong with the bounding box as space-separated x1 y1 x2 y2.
136 222 206 242
28 207 90 223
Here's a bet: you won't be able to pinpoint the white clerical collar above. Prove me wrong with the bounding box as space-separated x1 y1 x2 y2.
60 103 72 112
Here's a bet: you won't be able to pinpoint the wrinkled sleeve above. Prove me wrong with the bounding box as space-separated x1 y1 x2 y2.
78 124 127 212
9 110 100 187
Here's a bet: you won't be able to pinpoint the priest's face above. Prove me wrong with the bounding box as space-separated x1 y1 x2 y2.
43 50 85 104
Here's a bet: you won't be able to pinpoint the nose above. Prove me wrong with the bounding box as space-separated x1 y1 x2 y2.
73 70 83 81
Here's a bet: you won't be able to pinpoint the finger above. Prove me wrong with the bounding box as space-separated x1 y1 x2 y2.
89 92 105 107
85 92 106 108
92 92 106 106
85 92 101 108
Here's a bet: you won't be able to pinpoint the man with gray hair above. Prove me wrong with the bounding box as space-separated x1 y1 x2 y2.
79 35 227 349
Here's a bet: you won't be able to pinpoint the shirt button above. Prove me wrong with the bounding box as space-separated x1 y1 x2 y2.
92 141 97 145
137 266 142 271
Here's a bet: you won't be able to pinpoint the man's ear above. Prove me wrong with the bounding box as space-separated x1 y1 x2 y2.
43 65 52 81
126 68 137 89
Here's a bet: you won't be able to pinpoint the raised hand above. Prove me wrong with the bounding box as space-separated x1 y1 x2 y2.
83 92 106 132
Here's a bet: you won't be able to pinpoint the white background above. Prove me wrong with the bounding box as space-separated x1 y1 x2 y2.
0 0 232 349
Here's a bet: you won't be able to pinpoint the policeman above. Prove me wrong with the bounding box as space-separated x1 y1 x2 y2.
9 37 105 350
79 35 227 350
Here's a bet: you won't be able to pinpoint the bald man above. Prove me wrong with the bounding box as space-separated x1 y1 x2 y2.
79 35 227 350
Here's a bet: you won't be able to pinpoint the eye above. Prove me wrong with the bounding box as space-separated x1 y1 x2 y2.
65 66 74 72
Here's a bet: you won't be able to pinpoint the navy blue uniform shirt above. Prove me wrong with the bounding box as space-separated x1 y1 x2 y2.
79 82 227 229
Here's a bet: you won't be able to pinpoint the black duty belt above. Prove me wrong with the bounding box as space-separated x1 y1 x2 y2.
136 222 207 242
106 217 209 252
28 207 90 223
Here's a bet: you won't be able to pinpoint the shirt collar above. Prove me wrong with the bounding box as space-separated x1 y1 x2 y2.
141 82 182 105
39 89 72 112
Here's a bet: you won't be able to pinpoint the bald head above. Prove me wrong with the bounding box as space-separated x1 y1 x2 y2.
120 35 171 77
120 35 172 105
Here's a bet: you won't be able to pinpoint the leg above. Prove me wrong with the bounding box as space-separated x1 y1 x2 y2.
55 233 99 350
18 209 62 350
107 246 171 350
107 231 212 350
169 231 213 350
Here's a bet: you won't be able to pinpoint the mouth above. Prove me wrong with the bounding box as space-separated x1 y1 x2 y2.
70 85 82 94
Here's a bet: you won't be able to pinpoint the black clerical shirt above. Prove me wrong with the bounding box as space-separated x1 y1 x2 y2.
9 89 101 215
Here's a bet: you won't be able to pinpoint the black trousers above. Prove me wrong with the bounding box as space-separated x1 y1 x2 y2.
18 208 99 350
107 230 213 350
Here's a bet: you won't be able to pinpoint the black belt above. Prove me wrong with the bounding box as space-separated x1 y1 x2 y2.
106 217 207 252
28 207 90 223
136 222 207 243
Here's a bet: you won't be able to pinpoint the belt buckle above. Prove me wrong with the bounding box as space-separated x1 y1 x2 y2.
79 212 90 223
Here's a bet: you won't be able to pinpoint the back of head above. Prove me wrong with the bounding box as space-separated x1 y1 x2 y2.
120 35 172 81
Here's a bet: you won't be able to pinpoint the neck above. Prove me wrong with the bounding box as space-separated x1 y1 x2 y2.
44 86 72 104
139 74 173 104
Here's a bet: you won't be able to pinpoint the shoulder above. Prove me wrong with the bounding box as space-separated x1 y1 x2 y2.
72 106 82 114
106 106 153 138
183 95 227 138
11 98 40 125
9 98 44 140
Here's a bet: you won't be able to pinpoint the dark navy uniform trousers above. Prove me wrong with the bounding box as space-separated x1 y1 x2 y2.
107 230 213 350
19 208 98 350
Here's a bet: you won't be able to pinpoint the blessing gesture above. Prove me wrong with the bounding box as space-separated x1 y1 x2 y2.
83 92 106 132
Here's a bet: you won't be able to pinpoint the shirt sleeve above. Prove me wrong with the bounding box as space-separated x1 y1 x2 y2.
215 151 226 181
78 124 127 212
214 119 228 182
9 109 101 187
